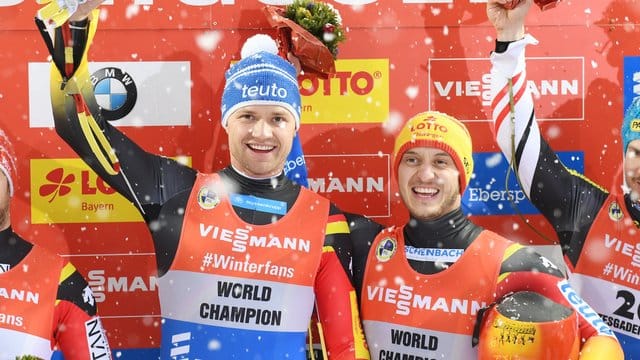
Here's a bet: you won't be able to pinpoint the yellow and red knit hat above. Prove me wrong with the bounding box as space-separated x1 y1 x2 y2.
393 111 474 194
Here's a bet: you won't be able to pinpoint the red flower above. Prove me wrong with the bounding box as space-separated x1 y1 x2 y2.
323 23 335 33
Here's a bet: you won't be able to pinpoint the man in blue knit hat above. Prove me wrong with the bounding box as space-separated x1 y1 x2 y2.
40 2 369 359
220 34 303 181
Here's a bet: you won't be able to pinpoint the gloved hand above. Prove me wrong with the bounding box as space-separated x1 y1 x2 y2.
37 0 103 27
36 0 87 27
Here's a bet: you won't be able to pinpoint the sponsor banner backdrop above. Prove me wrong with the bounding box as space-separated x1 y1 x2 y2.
0 0 636 356
624 56 640 111
80 254 160 316
428 57 584 122
30 159 144 224
63 254 161 352
29 62 192 128
300 59 389 124
463 151 585 216
306 154 390 217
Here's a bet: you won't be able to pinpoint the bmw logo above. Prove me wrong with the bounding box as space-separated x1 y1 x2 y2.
91 67 137 121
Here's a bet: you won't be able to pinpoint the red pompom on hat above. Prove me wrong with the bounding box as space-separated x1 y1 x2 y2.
0 129 17 197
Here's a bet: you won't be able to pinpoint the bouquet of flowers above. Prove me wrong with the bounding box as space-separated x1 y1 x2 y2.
264 0 346 77
503 0 560 11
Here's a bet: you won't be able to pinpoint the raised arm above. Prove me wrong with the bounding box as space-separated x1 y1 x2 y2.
487 0 608 259
37 4 197 223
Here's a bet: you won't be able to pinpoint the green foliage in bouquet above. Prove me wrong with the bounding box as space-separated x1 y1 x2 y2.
16 356 44 360
284 0 346 58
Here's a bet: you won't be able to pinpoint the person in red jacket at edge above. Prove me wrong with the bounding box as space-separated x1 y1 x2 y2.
0 129 112 359
346 108 623 358
36 1 369 359
489 0 638 358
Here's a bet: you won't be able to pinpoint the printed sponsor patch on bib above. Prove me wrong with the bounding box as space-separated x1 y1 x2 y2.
230 194 286 215
197 186 221 210
404 246 463 263
376 237 397 262
608 201 623 221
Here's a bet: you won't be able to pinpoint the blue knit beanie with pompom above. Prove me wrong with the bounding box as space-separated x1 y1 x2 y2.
221 34 301 129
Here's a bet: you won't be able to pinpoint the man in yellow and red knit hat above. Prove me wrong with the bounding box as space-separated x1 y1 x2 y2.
392 111 474 205
348 110 622 359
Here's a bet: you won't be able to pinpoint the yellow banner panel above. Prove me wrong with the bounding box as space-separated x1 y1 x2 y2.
300 59 389 124
31 158 191 224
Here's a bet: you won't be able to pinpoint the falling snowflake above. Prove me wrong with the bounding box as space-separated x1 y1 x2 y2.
196 31 223 53
546 125 561 140
382 111 404 136
125 4 140 19
405 86 419 100
485 153 503 169
208 339 222 350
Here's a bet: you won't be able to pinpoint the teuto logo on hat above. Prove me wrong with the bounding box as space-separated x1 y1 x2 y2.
221 34 301 130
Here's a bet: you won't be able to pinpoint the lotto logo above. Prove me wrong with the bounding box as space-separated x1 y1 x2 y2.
300 59 389 124
30 159 142 223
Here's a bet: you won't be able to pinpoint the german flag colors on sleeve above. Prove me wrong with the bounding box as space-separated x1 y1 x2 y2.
325 214 350 236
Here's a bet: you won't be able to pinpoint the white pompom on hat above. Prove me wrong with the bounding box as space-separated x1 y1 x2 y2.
221 34 301 129
0 129 17 197
240 34 280 59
